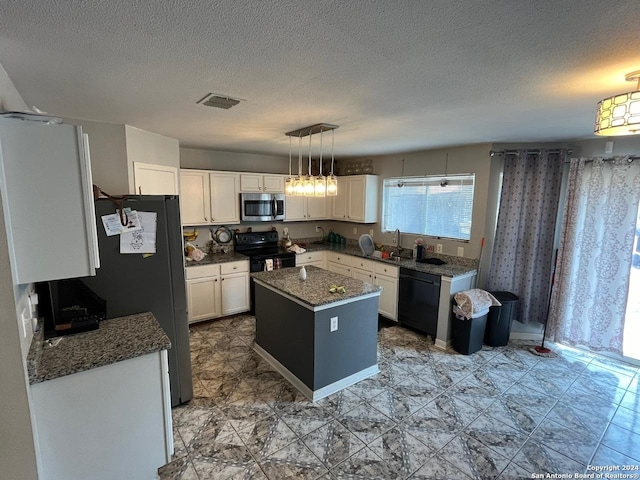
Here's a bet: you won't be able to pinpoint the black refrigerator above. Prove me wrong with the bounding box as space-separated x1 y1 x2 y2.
81 195 193 406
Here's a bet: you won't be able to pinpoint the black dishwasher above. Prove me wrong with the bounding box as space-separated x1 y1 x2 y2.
398 268 441 337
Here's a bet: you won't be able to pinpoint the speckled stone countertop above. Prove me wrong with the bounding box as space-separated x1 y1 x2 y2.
27 312 171 385
252 265 381 308
185 251 248 267
300 243 477 278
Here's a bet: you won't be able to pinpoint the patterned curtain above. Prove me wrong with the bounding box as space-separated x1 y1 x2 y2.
487 150 565 324
547 157 640 355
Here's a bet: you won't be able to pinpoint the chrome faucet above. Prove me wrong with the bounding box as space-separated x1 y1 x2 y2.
393 229 403 255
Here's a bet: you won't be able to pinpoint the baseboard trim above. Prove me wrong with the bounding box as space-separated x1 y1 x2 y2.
253 343 379 402
434 338 452 351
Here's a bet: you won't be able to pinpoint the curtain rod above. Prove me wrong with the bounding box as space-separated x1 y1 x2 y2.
579 155 639 163
489 149 572 157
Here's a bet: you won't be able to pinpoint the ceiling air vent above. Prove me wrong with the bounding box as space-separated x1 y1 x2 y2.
196 93 241 110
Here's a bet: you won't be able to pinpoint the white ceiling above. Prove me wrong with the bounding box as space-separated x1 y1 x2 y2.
1 0 639 156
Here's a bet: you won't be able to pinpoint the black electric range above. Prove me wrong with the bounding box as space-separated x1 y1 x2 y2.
234 231 296 313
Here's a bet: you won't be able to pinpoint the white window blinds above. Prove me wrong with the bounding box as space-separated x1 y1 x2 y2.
382 174 475 240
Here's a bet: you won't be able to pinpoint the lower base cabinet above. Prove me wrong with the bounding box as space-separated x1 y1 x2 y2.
31 350 172 480
186 260 249 323
326 252 399 321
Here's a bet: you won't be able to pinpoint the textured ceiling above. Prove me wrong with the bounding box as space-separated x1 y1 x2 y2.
1 0 639 156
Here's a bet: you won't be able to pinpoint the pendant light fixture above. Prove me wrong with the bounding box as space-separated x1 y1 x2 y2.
314 127 327 196
284 123 339 197
595 70 640 136
285 136 295 196
326 129 338 196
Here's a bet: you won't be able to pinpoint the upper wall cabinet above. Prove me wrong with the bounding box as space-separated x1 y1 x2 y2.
133 162 179 195
0 122 100 284
332 174 379 223
284 196 328 221
179 170 240 226
67 121 180 196
240 174 284 193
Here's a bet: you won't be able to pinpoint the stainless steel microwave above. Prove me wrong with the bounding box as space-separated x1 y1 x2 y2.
240 193 285 221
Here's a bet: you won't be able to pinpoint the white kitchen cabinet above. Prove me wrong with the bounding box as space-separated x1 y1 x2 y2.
328 262 351 277
220 261 250 315
134 161 179 195
240 174 284 193
332 175 378 223
0 122 100 284
210 172 240 224
180 170 211 225
296 251 325 269
31 350 172 480
352 266 373 283
186 276 220 323
284 195 328 221
185 260 249 322
373 262 399 321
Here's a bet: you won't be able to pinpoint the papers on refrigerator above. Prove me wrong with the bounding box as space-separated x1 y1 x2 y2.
120 211 157 254
101 208 142 236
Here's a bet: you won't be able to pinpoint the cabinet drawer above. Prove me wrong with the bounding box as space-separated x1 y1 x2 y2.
185 264 220 279
326 251 351 265
374 262 399 278
220 260 249 275
297 251 324 265
352 258 374 271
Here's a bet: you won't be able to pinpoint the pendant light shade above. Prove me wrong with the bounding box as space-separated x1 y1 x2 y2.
284 123 339 197
595 71 640 136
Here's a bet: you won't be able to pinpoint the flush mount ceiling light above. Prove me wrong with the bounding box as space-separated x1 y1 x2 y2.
595 71 640 136
284 123 339 197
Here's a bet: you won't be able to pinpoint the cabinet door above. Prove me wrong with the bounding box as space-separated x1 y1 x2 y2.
332 177 349 220
284 195 306 221
307 196 328 219
187 277 220 323
240 174 262 192
263 175 284 193
352 267 373 283
134 162 178 195
348 176 366 221
210 172 240 224
0 123 98 283
221 272 249 315
179 170 211 225
328 262 351 277
374 274 398 321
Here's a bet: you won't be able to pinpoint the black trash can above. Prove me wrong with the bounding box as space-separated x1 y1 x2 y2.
451 300 488 355
484 291 519 347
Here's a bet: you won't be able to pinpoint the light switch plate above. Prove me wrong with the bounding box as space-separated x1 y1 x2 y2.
457 246 464 256
436 244 443 253
352 227 357 235
369 229 374 236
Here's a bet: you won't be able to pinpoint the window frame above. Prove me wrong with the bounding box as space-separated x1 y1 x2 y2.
381 173 475 242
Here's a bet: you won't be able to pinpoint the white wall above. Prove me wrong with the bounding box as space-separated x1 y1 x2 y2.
0 62 39 480
181 147 289 173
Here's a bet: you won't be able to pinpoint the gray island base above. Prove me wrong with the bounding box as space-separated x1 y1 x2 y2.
252 266 381 401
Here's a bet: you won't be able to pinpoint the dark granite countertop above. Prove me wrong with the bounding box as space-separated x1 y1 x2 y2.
185 251 248 267
252 265 381 308
299 243 477 278
27 312 171 385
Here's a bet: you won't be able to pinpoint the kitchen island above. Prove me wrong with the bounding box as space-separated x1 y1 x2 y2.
252 265 381 401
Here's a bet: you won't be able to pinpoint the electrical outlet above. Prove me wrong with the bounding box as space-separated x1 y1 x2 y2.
315 225 321 232
330 316 338 332
352 227 357 235
457 246 464 256
436 244 443 253
369 229 374 236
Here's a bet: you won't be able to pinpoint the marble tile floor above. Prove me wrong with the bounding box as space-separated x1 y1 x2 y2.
159 314 640 480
